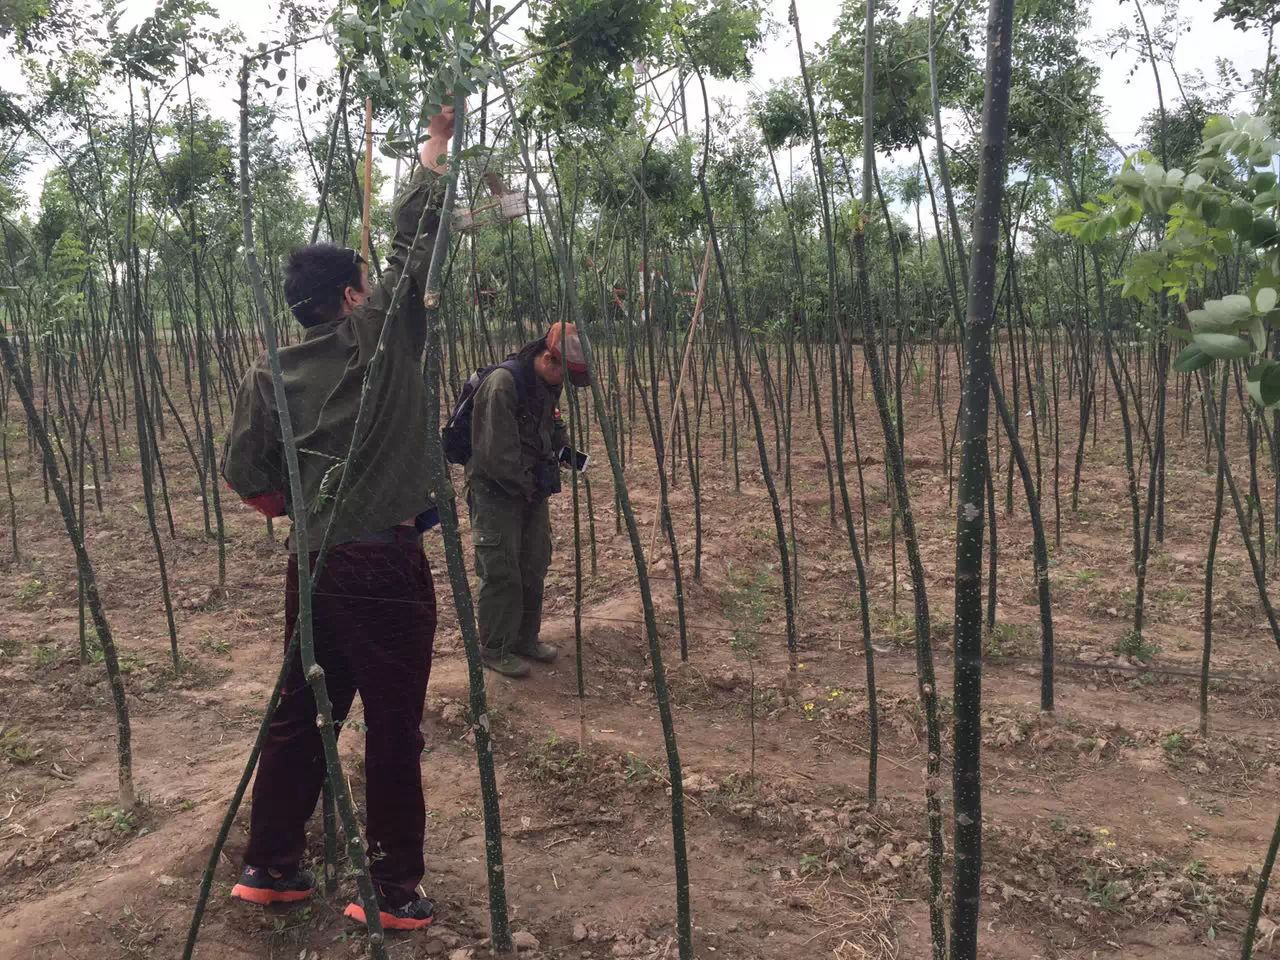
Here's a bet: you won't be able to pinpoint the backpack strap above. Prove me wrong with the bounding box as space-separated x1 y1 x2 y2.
497 357 533 420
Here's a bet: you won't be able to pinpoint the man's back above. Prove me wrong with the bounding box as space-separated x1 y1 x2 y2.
223 167 444 547
465 362 562 502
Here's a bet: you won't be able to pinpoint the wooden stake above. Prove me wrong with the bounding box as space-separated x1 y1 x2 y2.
361 97 373 262
648 238 712 562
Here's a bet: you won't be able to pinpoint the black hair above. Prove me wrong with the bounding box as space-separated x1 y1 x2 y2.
516 336 549 365
283 243 366 328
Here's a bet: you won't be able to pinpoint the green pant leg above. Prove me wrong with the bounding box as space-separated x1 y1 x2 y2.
469 487 524 655
517 497 552 648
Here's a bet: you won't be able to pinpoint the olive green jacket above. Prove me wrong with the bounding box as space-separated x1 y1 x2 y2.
221 166 444 550
465 361 568 502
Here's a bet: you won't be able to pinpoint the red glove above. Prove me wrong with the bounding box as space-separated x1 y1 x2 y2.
242 491 286 518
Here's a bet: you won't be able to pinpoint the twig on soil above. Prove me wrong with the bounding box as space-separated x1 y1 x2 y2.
510 814 622 836
823 732 917 772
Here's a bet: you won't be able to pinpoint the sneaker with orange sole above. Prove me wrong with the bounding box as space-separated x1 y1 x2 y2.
343 895 435 931
230 864 316 905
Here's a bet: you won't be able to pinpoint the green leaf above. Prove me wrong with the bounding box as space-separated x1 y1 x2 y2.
1167 327 1193 342
1190 296 1251 334
1258 288 1278 314
1193 332 1251 360
1206 294 1253 326
1116 168 1145 191
1252 314 1269 352
1246 362 1280 407
1252 171 1278 193
1173 344 1213 373
1252 217 1280 247
1224 204 1255 235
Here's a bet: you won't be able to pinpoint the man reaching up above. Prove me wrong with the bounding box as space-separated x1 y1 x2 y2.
221 101 460 931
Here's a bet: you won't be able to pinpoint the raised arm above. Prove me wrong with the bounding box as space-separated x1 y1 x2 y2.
352 102 460 353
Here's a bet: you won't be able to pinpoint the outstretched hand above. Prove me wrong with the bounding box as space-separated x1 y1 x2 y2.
420 103 460 173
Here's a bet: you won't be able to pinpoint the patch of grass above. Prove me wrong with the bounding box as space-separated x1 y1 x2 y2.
525 734 590 785
1155 583 1192 605
82 635 146 674
1161 732 1189 764
0 725 39 764
32 643 59 667
88 806 137 834
876 611 915 649
269 904 314 933
1083 867 1125 911
200 633 232 657
798 852 823 876
1072 569 1099 586
985 621 1033 657
623 751 656 784
1113 630 1159 663
15 577 47 609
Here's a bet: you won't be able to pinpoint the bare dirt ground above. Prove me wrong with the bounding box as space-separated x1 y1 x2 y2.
2 355 1279 960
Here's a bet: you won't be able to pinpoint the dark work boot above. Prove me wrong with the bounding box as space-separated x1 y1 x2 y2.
512 640 559 663
481 647 531 678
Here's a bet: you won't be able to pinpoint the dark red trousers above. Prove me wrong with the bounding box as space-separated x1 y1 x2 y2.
245 533 436 907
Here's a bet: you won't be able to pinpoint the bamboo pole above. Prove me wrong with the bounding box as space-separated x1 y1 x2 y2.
648 238 711 561
362 97 374 262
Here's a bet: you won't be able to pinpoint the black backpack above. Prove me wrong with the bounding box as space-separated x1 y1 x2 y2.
441 358 530 465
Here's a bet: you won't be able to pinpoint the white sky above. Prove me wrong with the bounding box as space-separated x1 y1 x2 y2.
0 0 1272 211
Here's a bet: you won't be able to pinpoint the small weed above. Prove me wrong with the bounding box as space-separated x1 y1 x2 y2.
1083 867 1125 911
720 772 757 796
89 806 137 834
0 725 38 764
1184 858 1208 880
526 735 588 785
269 904 313 933
16 577 46 608
1049 817 1068 833
32 643 59 667
798 852 822 876
985 621 1032 656
1113 631 1159 663
624 751 655 784
1161 731 1189 761
200 633 231 657
1073 569 1098 586
81 635 145 674
877 611 915 649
